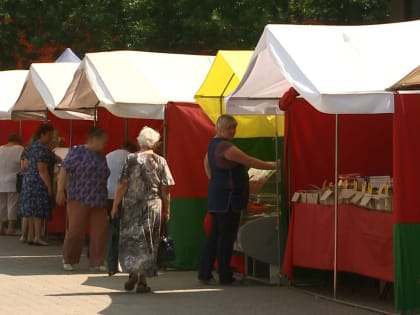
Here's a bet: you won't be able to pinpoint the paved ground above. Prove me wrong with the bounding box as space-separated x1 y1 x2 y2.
0 235 391 315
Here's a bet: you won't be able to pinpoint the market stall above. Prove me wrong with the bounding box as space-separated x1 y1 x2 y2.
280 99 394 283
56 50 216 269
226 20 420 313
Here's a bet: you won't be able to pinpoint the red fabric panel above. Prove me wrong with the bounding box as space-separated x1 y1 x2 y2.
283 203 394 282
285 99 335 194
285 100 393 195
393 93 420 223
97 108 163 154
98 109 129 154
166 102 215 198
338 205 394 281
46 206 67 233
20 121 41 145
0 120 20 144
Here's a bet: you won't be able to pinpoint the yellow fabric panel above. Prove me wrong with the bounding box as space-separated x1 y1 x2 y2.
235 115 284 137
195 52 237 98
195 50 284 137
218 51 254 80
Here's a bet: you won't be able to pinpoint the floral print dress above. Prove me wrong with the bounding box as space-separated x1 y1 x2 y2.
19 141 55 219
118 152 175 277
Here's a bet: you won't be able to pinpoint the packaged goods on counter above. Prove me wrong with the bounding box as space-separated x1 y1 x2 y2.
291 174 393 212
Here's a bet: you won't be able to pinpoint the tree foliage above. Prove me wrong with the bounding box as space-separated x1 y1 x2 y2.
0 0 390 69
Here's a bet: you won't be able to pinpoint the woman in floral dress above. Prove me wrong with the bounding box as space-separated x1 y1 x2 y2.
19 124 55 245
111 127 174 293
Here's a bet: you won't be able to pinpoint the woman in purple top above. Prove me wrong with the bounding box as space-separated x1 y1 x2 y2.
56 127 110 272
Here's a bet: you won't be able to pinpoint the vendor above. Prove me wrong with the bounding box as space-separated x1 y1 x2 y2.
198 114 279 285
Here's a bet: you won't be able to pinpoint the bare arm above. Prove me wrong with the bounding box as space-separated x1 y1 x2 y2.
160 185 171 221
56 168 68 206
37 162 52 196
203 153 211 179
111 181 129 218
224 146 277 170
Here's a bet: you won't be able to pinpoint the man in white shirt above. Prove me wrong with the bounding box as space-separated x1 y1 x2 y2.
0 134 24 235
106 141 137 276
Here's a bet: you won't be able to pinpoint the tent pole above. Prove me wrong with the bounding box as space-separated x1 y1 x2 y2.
275 113 282 281
163 104 167 158
333 114 339 299
94 101 99 127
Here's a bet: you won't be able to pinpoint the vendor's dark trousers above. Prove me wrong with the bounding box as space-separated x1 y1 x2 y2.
198 209 240 284
106 199 119 273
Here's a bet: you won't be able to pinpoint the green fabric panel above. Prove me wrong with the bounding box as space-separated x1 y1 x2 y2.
233 137 282 161
394 224 420 313
168 198 208 269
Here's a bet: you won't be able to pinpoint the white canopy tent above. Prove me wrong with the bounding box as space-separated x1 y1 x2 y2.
56 50 214 119
226 19 420 115
12 62 92 120
55 48 81 63
0 70 28 119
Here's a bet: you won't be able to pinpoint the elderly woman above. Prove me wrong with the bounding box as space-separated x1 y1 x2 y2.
198 114 278 285
111 126 175 293
19 124 55 245
57 127 110 271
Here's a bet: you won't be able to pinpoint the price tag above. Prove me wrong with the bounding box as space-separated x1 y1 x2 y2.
340 189 357 199
360 194 372 207
320 189 333 201
291 192 301 202
351 191 364 203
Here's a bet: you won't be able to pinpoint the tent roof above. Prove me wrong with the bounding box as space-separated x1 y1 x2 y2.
0 70 28 119
195 50 253 100
57 50 214 119
195 50 283 137
226 20 420 115
12 63 92 120
55 48 81 63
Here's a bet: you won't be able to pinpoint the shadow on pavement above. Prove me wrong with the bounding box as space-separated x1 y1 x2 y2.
0 235 94 276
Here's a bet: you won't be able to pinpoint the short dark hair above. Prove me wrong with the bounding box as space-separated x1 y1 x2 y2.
216 114 237 130
122 141 137 153
8 134 22 144
88 127 107 140
33 124 54 141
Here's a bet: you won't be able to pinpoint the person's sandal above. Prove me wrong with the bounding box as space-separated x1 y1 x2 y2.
136 283 151 293
33 239 49 246
124 273 138 291
136 275 151 293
